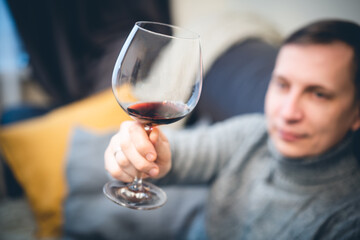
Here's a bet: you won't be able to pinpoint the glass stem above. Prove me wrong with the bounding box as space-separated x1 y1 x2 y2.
143 124 153 134
127 124 153 193
128 176 144 192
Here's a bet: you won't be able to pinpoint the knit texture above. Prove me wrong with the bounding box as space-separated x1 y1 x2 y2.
162 114 360 240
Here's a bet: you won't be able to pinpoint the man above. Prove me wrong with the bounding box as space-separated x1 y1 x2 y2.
105 19 360 239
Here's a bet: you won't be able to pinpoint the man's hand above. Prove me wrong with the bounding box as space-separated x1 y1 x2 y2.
104 121 171 182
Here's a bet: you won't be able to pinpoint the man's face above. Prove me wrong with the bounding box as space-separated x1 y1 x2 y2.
265 42 360 158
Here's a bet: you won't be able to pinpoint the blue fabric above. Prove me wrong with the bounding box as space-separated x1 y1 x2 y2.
0 105 51 198
190 39 278 124
0 105 50 125
185 207 208 240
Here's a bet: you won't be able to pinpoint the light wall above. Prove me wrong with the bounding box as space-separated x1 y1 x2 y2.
171 0 360 37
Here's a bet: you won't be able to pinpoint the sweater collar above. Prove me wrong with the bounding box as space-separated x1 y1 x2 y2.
268 133 358 186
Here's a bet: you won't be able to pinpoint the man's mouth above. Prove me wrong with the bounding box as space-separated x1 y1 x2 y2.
277 129 307 142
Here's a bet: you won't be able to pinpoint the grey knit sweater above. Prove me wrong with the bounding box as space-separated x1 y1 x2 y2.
163 114 360 240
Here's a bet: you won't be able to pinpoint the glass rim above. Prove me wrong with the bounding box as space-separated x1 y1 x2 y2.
135 21 200 40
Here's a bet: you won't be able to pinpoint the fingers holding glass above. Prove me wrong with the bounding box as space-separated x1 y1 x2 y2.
115 143 158 179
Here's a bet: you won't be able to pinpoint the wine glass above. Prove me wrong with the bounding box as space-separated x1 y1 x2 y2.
103 21 203 210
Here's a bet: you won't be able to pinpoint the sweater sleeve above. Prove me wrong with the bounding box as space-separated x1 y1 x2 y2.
157 114 267 185
313 198 360 240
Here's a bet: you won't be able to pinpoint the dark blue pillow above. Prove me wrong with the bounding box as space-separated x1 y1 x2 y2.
190 39 278 124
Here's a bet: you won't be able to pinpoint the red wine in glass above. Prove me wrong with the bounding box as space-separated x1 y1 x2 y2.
127 101 190 126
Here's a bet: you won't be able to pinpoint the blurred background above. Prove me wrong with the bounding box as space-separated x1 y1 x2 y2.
1 0 360 239
1 0 360 116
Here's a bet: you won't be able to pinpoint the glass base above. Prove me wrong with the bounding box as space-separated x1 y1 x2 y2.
103 180 167 210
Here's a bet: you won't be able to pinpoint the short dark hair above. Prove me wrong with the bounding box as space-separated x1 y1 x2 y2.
283 19 360 100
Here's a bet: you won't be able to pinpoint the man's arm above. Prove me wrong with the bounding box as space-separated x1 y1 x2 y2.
158 114 267 185
105 114 266 185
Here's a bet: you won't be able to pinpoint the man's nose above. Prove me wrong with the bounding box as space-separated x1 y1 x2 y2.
280 92 303 123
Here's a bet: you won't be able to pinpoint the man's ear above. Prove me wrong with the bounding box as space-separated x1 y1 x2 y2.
351 104 360 131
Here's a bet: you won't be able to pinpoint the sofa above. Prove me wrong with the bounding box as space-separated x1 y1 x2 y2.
0 13 280 239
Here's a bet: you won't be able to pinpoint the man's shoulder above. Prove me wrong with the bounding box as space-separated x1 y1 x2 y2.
221 113 266 129
314 197 360 240
222 113 267 137
215 113 268 150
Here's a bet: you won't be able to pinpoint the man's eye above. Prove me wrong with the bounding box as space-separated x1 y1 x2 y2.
314 91 329 99
276 81 288 89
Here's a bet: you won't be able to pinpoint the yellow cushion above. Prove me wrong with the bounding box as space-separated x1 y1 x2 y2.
0 87 133 238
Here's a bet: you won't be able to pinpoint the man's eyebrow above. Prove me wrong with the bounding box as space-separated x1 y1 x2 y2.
271 76 339 95
306 86 337 99
271 74 288 82
306 85 333 92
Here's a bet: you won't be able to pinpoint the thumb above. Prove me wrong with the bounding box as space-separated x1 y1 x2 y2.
148 127 171 178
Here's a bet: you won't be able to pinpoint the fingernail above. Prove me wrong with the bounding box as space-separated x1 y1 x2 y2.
149 168 158 177
146 153 155 161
